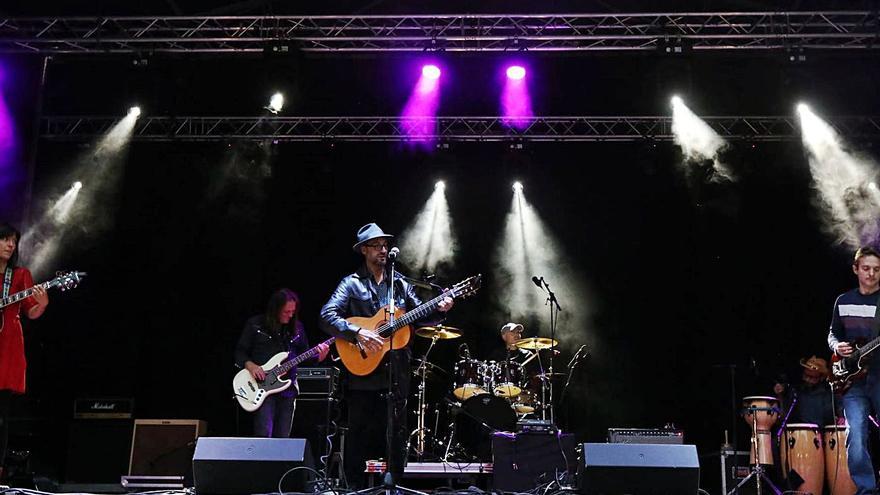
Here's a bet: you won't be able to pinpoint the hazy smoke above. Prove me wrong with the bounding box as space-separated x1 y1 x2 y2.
400 184 457 273
671 97 734 182
21 113 137 276
490 192 594 351
799 105 880 248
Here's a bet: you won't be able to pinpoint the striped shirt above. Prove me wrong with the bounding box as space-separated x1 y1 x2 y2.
828 288 880 353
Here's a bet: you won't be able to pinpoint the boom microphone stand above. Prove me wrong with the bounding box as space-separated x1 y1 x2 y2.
533 276 562 423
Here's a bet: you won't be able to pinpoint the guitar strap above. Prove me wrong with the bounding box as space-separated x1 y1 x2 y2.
872 291 880 339
2 266 12 299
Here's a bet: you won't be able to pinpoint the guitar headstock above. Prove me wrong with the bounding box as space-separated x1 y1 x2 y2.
451 274 482 300
55 271 87 291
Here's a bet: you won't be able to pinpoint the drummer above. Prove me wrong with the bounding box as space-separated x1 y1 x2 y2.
488 322 529 363
772 356 839 428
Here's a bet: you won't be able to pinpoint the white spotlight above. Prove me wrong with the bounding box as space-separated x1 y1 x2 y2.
796 102 810 115
435 180 445 191
129 106 141 117
671 95 683 107
268 92 284 114
512 181 524 193
73 181 83 190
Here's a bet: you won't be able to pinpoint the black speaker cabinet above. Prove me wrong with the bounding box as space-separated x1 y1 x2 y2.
579 443 700 495
66 418 133 483
192 437 314 495
128 419 207 477
492 432 578 491
291 397 337 468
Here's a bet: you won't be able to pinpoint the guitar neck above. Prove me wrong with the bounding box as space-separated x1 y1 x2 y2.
857 334 880 359
378 291 450 336
0 281 54 309
275 337 335 375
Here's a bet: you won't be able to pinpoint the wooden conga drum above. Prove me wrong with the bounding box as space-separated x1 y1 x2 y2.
824 425 857 495
780 423 824 495
741 396 780 465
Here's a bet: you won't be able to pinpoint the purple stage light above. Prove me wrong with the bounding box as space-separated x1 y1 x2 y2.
506 65 526 80
501 64 533 130
422 65 441 80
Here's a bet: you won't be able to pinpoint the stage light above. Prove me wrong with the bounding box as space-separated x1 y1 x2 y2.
73 181 83 190
399 180 457 271
513 181 523 192
422 65 441 80
670 95 732 180
506 65 526 80
129 106 141 117
671 95 683 107
268 92 284 114
797 104 880 247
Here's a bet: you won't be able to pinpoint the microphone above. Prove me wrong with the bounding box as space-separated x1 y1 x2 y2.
388 247 400 261
531 276 544 288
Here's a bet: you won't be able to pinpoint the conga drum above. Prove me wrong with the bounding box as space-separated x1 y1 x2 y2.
779 423 824 495
824 425 857 495
741 396 780 465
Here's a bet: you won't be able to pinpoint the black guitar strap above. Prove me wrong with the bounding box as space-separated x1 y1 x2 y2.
2 266 12 299
872 291 880 339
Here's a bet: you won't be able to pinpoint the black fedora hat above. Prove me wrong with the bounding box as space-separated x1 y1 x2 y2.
353 223 394 252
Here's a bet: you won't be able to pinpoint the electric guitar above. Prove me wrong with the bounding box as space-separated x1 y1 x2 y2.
233 337 335 412
336 274 482 376
0 271 86 332
830 336 880 392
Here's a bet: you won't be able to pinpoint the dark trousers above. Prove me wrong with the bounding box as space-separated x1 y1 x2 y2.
253 393 296 438
344 386 409 489
0 391 10 473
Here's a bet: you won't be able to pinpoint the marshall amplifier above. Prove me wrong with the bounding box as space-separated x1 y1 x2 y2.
73 398 134 419
297 367 339 396
607 428 684 445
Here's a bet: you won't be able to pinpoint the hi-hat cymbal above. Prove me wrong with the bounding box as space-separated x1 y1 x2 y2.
411 358 447 380
514 337 558 350
415 325 463 340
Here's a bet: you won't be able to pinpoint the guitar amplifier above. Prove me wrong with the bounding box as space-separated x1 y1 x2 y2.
297 367 339 396
73 397 134 419
607 428 684 444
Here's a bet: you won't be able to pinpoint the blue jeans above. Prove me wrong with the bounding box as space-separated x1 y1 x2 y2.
842 373 880 495
253 393 296 438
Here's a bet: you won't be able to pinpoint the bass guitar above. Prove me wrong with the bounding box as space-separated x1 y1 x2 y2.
232 337 335 412
830 335 880 393
336 274 481 376
0 271 86 332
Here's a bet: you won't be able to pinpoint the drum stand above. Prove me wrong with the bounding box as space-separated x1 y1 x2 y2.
727 406 781 495
407 335 440 461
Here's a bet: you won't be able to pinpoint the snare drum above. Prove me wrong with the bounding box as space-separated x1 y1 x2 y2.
780 423 824 495
493 360 524 397
453 359 488 400
511 389 538 414
741 396 779 465
824 425 857 495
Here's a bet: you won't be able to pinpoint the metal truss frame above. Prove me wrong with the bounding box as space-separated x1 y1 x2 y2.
3 11 880 53
39 115 880 142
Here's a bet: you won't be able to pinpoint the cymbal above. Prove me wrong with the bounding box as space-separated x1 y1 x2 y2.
514 337 558 350
411 358 447 380
415 325 463 340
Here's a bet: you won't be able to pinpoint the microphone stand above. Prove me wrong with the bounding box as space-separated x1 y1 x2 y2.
536 277 562 424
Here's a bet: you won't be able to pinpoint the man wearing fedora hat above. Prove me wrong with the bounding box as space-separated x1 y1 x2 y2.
772 356 836 428
827 246 880 494
320 223 454 488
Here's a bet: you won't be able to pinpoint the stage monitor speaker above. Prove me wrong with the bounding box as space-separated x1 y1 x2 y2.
492 432 577 492
579 443 700 495
128 419 207 476
192 437 314 495
66 418 133 483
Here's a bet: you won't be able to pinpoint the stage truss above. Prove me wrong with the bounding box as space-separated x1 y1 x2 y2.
40 115 880 142
3 11 880 53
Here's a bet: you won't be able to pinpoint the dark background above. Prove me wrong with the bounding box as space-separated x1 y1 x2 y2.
2 3 880 487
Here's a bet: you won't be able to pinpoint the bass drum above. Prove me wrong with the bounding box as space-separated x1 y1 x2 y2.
454 394 517 460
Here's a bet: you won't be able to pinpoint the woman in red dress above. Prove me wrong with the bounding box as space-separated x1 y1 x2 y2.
0 222 48 481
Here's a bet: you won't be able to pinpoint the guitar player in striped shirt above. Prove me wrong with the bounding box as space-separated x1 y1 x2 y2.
828 246 880 495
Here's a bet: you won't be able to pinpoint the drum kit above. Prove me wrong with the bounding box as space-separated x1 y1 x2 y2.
407 325 561 461
735 396 856 495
